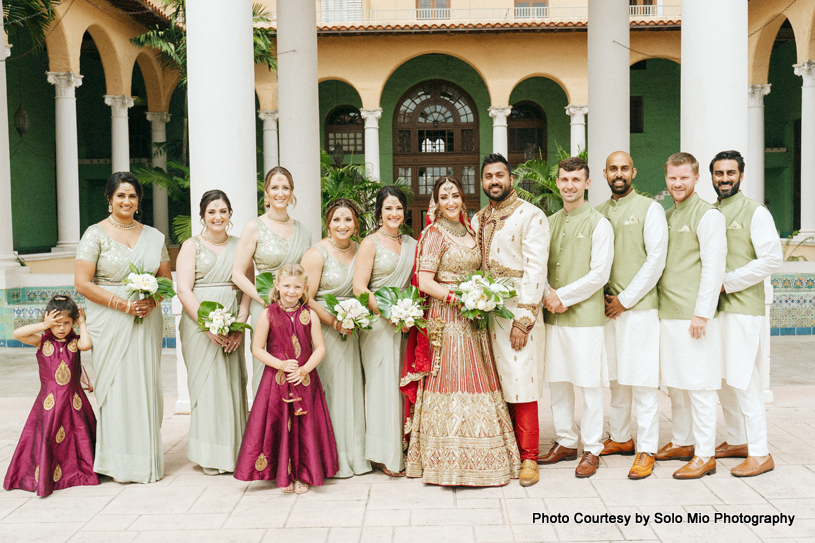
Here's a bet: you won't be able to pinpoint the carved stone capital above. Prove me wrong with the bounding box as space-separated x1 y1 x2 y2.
748 84 771 107
793 61 815 87
488 106 513 126
565 104 589 123
104 95 135 117
360 108 383 129
145 111 171 125
46 72 84 98
258 110 279 124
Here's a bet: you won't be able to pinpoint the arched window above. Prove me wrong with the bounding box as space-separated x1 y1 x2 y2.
326 106 364 158
508 101 547 192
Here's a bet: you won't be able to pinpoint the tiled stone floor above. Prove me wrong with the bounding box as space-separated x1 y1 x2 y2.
1 337 814 542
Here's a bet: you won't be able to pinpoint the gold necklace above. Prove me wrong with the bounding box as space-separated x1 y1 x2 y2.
108 215 136 230
281 302 300 313
378 229 401 242
438 217 467 237
201 230 228 246
329 238 352 252
266 212 290 225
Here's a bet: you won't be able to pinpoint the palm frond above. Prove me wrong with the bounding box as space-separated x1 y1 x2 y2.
172 215 192 244
3 0 59 52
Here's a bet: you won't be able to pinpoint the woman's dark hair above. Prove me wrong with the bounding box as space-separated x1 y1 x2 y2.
199 190 233 219
44 294 79 322
374 186 407 225
325 198 361 236
105 172 144 217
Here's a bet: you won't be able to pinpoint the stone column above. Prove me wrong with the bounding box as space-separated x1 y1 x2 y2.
587 0 629 206
747 85 771 205
488 106 512 158
681 0 748 203
360 108 383 180
0 38 20 267
104 95 134 174
794 60 815 237
146 112 171 238
278 0 322 241
565 105 588 157
47 72 84 252
258 110 279 177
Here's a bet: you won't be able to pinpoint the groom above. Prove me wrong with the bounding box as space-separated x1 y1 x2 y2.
471 153 549 487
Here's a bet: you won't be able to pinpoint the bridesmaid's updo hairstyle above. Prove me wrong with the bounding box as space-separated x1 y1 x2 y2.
44 294 79 322
269 263 310 305
199 190 233 219
431 176 468 216
263 166 297 207
105 172 144 217
374 186 407 226
325 198 361 236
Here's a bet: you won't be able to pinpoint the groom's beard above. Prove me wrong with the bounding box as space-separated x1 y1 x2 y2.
486 185 512 202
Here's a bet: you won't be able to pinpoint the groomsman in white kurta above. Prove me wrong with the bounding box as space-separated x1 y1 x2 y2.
472 153 549 487
710 150 782 477
595 151 668 480
655 152 727 479
539 157 614 478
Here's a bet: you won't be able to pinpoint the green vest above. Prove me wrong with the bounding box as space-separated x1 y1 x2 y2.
595 191 659 311
658 193 718 320
716 192 765 316
544 202 606 327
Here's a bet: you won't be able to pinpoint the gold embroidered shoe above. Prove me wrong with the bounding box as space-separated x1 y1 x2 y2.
519 459 539 487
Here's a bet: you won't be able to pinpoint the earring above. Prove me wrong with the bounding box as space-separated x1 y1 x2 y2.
378 218 383 226
263 197 270 207
108 204 112 213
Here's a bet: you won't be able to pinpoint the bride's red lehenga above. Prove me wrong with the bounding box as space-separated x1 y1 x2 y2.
400 205 520 487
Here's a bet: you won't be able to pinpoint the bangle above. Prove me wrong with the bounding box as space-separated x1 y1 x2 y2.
126 301 131 314
445 291 458 305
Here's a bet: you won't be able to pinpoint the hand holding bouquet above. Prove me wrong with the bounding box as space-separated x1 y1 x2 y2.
324 293 378 341
123 264 176 323
374 286 426 334
454 272 517 330
196 301 252 352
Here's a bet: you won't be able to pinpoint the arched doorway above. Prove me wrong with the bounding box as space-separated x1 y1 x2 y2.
392 80 480 233
507 101 547 191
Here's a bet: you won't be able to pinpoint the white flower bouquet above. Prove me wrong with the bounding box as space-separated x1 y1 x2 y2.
324 293 378 341
123 264 176 323
374 286 426 334
454 272 517 330
196 301 252 350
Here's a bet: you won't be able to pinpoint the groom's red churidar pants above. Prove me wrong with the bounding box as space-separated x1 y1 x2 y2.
508 401 539 461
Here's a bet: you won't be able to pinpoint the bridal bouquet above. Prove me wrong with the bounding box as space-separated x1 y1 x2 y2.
454 272 517 330
374 286 426 334
123 264 176 323
196 301 252 349
324 293 378 341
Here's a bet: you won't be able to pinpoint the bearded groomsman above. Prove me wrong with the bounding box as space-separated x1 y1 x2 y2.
472 153 549 487
595 151 668 479
655 152 727 479
539 157 614 478
711 150 782 477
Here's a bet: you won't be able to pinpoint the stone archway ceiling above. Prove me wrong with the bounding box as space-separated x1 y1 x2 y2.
106 0 172 30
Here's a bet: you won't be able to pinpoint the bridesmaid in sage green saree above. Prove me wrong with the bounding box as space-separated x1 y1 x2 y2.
75 172 171 484
176 191 250 475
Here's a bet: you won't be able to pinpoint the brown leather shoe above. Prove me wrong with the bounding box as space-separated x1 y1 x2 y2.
628 452 655 480
730 455 774 477
601 438 635 456
519 459 540 487
538 443 578 465
672 456 717 479
655 442 695 461
575 452 599 478
714 442 749 459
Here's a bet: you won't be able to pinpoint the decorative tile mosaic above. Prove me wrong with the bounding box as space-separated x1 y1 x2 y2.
772 274 815 291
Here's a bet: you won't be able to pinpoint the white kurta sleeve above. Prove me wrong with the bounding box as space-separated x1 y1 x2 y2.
723 206 783 294
694 209 727 319
557 218 614 308
513 209 550 333
617 201 668 309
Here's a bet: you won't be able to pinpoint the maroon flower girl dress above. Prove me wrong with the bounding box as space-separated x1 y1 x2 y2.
3 330 99 496
234 303 338 486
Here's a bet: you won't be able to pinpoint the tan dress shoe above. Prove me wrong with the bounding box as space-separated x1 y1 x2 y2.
730 455 774 477
655 442 695 461
575 452 599 478
601 438 635 456
714 442 749 458
628 452 655 480
519 459 540 487
672 456 717 479
538 443 578 465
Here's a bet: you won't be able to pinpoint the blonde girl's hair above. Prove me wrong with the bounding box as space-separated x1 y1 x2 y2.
269 263 310 305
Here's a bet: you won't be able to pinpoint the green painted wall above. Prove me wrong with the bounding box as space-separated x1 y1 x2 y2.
765 40 800 236
508 76 570 166
629 59 681 204
6 30 57 253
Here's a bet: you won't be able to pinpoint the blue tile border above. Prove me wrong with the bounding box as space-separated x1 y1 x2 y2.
771 328 780 336
780 327 796 336
796 327 812 335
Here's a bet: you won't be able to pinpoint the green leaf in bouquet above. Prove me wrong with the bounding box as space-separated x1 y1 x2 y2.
374 287 401 320
229 322 253 333
156 276 176 299
196 300 223 329
255 272 275 305
324 294 340 316
358 292 369 308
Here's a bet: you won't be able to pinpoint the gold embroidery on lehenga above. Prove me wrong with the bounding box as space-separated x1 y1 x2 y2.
72 393 82 410
42 340 54 356
292 335 301 358
55 426 65 444
427 318 446 377
67 339 78 353
55 361 71 386
34 465 39 483
44 393 55 410
275 369 286 385
299 310 310 325
53 465 62 483
255 453 268 471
